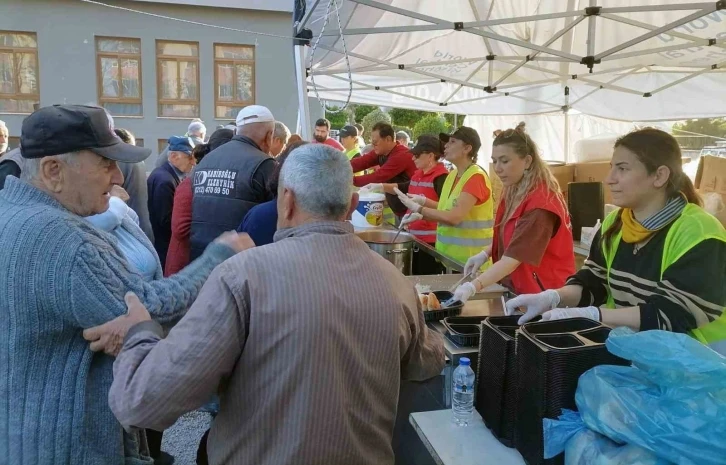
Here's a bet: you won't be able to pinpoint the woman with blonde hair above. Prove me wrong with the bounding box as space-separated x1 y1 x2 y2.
453 122 575 302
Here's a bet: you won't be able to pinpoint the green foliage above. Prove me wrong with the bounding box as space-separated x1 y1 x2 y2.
445 114 466 128
324 106 351 130
353 104 379 124
390 108 432 128
361 109 392 141
672 118 726 149
413 115 450 141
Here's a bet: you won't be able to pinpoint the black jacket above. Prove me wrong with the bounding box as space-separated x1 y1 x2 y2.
147 162 181 269
190 135 274 259
119 161 154 242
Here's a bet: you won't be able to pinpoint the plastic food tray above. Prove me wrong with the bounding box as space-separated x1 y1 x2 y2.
513 318 629 465
423 291 463 322
475 316 522 446
442 316 488 347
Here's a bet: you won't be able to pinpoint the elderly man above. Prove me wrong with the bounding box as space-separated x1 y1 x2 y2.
396 130 411 148
0 104 250 465
154 119 207 168
103 144 445 465
148 135 197 269
190 105 276 260
0 120 23 190
270 121 291 157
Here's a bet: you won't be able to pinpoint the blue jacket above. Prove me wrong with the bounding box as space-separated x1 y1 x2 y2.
238 199 278 247
0 177 235 464
147 162 181 269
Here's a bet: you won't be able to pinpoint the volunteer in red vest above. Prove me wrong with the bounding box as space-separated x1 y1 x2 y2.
395 127 494 268
499 128 726 355
353 122 416 223
368 135 449 274
452 122 575 303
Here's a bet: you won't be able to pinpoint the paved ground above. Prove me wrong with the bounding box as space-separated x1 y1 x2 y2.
161 411 213 465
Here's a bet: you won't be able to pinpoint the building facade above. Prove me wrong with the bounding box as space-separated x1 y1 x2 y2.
0 0 296 167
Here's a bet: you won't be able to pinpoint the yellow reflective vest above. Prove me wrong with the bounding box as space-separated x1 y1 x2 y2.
435 165 494 267
601 204 726 355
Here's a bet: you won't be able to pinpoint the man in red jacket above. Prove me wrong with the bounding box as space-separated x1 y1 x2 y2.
351 122 416 219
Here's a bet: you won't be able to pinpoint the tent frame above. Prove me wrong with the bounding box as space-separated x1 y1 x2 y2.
295 0 726 160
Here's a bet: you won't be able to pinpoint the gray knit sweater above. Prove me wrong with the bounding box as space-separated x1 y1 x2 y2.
0 177 237 465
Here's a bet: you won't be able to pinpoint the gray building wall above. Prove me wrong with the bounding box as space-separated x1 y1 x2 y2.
0 0 297 167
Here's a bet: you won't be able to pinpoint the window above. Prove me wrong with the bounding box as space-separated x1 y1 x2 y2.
8 136 20 150
214 44 255 119
156 40 199 118
96 37 142 116
0 31 39 114
158 138 168 154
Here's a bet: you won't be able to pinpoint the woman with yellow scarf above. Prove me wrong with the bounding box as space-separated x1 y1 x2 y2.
506 128 726 355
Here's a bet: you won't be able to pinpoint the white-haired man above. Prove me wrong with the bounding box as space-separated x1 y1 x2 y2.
189 105 276 260
0 119 8 157
103 144 445 465
270 121 291 157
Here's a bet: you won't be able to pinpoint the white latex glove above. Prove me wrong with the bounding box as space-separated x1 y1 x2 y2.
542 306 600 322
505 289 561 325
393 187 422 213
408 193 427 206
359 183 383 194
453 282 477 304
464 250 489 277
400 212 423 227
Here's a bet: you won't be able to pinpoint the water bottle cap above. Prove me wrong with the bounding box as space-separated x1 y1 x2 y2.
459 357 470 366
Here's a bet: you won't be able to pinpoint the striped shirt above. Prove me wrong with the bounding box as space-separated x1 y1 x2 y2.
569 208 726 333
109 221 445 465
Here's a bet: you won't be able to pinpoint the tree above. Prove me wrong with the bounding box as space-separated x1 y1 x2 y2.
413 115 450 141
389 108 432 128
353 104 379 123
324 106 350 130
672 118 726 149
445 114 466 128
361 109 392 141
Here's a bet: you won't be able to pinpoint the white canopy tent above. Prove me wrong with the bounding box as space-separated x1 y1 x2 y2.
293 0 726 155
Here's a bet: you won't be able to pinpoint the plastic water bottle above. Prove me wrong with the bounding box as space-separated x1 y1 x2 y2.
452 357 475 426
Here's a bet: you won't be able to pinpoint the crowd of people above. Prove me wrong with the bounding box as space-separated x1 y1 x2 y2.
0 100 724 465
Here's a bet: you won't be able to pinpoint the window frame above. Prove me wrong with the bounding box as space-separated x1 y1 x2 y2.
95 36 143 117
0 30 40 115
156 39 200 118
213 42 256 119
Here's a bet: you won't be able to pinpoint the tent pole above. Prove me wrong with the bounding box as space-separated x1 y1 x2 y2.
294 43 312 141
564 111 570 164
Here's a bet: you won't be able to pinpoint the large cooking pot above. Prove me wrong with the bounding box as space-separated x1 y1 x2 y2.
356 229 413 275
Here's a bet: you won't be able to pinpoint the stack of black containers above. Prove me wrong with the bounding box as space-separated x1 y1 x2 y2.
475 317 629 464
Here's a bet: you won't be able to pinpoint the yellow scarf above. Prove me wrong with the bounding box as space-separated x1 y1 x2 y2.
620 209 652 243
620 194 688 244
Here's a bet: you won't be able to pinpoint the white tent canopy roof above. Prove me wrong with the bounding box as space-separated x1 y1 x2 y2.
297 0 726 121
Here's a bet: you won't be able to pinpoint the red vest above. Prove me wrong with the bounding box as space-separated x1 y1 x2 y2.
492 183 575 295
406 163 449 243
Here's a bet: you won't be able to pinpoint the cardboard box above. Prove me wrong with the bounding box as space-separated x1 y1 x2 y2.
488 163 575 210
695 155 726 199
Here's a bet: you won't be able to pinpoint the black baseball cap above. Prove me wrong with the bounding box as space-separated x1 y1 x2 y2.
20 104 151 162
339 125 358 139
439 126 481 155
411 134 443 156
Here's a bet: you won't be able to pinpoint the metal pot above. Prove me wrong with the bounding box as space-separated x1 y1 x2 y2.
356 229 414 275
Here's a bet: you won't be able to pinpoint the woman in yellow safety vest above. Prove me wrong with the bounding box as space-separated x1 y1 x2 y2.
507 128 726 355
395 127 494 269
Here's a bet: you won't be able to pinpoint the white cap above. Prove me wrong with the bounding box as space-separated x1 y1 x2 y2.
187 120 206 137
236 105 275 127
